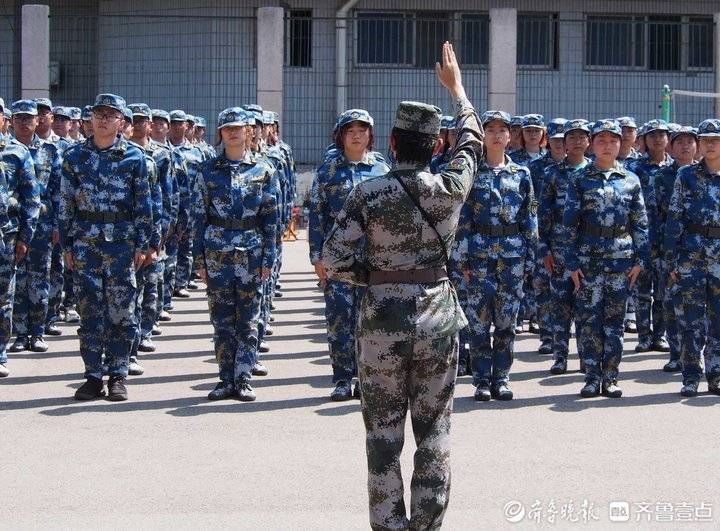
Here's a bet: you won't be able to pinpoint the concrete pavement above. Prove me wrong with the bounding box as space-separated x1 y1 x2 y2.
1 237 718 530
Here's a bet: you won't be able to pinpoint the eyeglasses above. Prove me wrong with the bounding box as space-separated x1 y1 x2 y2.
12 114 36 122
93 111 121 122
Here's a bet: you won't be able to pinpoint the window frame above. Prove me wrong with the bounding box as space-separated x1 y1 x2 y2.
517 12 559 70
284 9 313 69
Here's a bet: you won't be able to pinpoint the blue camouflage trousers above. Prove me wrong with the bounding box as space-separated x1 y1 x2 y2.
574 265 630 384
46 241 64 324
533 260 553 342
163 233 178 309
13 224 52 337
139 259 162 341
549 254 576 362
175 230 193 290
323 278 361 383
73 237 138 380
0 236 17 364
661 261 681 362
636 264 665 341
466 256 524 387
454 280 471 370
205 247 263 384
671 254 720 385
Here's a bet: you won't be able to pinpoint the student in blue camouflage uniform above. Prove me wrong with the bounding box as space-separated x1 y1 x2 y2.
538 119 591 374
628 119 673 353
456 110 538 402
564 119 650 399
664 119 720 397
309 108 390 401
8 100 61 354
192 108 278 402
68 107 84 144
0 97 41 377
429 115 456 174
60 94 153 401
509 114 548 167
80 105 93 138
508 115 524 154
529 118 567 353
655 126 697 373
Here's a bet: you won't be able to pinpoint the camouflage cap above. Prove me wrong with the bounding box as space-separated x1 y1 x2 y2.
394 101 441 135
186 114 196 125
670 125 698 142
337 108 373 130
440 115 456 130
11 99 38 116
122 106 133 122
195 116 207 128
522 113 545 129
69 107 81 120
81 105 93 120
242 104 263 123
262 111 275 125
3 108 10 119
510 115 523 127
217 107 249 129
547 118 569 139
697 119 720 138
128 103 152 118
92 93 126 113
591 119 621 138
152 109 170 123
564 118 591 136
616 116 637 129
271 111 280 124
34 98 53 110
644 119 669 135
52 106 72 119
667 122 682 134
169 109 188 122
480 110 512 127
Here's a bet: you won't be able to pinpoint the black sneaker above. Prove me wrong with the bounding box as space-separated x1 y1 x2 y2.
264 326 274 336
173 288 191 298
602 380 623 398
635 336 652 353
474 382 491 402
269 315 275 323
580 380 601 398
353 380 361 399
9 336 29 353
258 341 270 353
274 291 283 298
29 336 49 353
251 362 269 376
550 358 567 375
236 380 256 402
151 324 162 336
45 323 62 336
330 380 352 401
538 338 553 355
662 359 682 373
107 376 128 401
208 382 235 401
187 281 199 290
651 337 670 352
74 378 105 400
491 383 513 401
624 319 637 333
680 381 699 397
528 321 540 334
138 338 156 352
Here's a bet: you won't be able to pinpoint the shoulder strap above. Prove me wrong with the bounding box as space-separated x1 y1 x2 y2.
393 172 449 265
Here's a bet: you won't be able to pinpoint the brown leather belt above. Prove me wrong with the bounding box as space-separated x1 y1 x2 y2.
368 267 448 285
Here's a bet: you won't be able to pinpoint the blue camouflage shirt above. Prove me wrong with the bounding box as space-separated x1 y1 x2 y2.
0 134 41 244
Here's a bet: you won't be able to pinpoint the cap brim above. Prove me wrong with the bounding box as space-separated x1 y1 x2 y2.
549 133 565 139
218 121 247 129
92 104 123 113
698 133 720 138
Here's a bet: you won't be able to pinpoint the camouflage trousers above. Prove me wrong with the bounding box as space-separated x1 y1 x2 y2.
455 285 470 370
533 261 553 342
46 242 64 324
671 254 720 385
575 267 630 384
465 257 524 387
660 261 680 362
518 273 534 323
205 247 263 384
323 279 361 383
163 232 179 309
635 264 665 341
13 224 52 337
549 255 576 361
175 229 193 291
258 238 282 345
358 333 458 531
0 235 17 364
129 258 162 359
73 237 138 380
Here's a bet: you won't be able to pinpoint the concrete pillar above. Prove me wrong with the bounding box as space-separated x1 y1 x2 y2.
488 8 517 114
715 13 720 117
21 4 50 99
257 7 284 120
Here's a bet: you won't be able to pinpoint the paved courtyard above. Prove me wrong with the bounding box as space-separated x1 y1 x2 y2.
2 237 718 530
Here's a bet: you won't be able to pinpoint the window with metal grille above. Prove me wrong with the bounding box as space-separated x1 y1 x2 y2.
356 12 413 65
415 13 451 68
689 17 713 69
285 9 312 67
586 16 645 68
459 13 489 66
518 13 558 68
648 16 681 71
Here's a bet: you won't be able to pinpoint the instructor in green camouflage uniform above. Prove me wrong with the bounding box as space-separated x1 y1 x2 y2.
323 43 483 531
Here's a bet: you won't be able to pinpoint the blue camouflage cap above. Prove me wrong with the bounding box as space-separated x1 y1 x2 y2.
591 119 622 138
128 103 152 118
52 106 72 119
564 118 591 136
670 125 698 142
522 114 545 129
81 105 92 120
271 111 280 123
11 99 38 116
616 116 637 129
169 109 188 122
152 109 170 123
394 101 441 135
186 114 196 124
262 111 274 125
510 115 523 127
644 119 669 135
667 122 682 134
122 106 133 122
69 107 81 120
34 98 52 110
547 118 569 139
440 115 456 130
480 110 512 126
217 107 249 129
195 116 207 128
92 93 126 113
697 119 720 138
3 107 10 119
337 108 374 130
242 104 264 123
